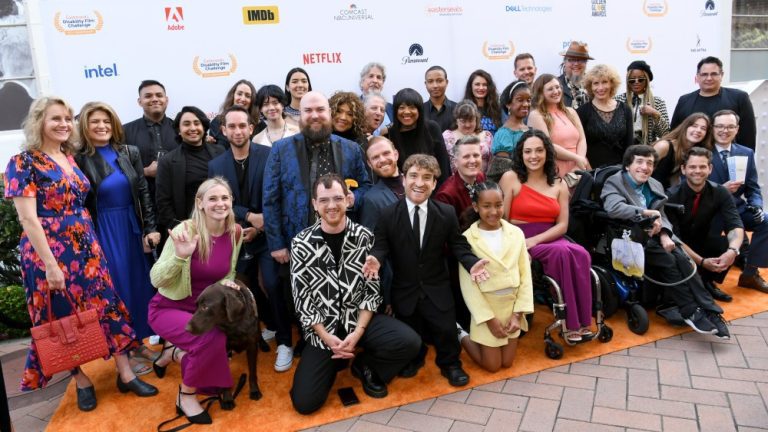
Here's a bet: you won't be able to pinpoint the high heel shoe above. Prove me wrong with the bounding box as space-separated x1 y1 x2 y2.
117 375 159 397
153 345 177 379
176 386 212 425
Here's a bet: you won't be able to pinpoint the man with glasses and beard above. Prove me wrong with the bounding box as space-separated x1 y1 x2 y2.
557 41 593 109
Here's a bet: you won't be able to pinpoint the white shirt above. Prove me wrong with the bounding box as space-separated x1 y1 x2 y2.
405 197 428 247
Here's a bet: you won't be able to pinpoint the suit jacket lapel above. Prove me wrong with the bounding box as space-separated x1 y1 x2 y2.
292 135 310 194
398 200 421 252
711 151 729 183
221 152 241 204
331 138 344 174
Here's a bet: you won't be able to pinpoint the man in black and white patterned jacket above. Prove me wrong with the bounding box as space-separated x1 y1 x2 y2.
289 173 421 415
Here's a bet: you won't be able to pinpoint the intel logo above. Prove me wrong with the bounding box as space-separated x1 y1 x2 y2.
84 63 118 79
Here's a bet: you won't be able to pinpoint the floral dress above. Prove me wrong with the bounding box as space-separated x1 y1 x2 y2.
4 150 137 390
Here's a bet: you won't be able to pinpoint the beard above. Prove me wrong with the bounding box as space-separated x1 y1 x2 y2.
301 121 333 143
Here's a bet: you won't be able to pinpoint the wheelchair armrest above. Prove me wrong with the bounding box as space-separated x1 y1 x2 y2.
664 202 685 215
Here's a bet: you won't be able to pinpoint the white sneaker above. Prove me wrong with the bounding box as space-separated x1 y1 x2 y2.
261 328 276 341
456 322 469 343
274 344 293 372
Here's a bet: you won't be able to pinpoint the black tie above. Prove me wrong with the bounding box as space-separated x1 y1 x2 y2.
720 150 729 166
413 205 421 249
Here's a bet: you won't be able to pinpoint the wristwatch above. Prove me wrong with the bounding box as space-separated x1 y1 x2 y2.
728 247 739 256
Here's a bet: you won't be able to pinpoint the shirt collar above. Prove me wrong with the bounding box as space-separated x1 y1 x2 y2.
714 143 732 153
405 197 427 214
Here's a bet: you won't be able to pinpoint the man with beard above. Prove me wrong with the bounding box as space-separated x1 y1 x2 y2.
208 106 294 372
423 66 457 132
263 91 371 266
557 41 592 109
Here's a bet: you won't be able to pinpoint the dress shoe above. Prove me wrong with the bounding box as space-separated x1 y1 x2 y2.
738 274 768 293
703 280 733 302
440 365 469 387
351 359 387 398
176 386 212 425
117 375 159 397
76 385 97 412
397 358 424 378
152 344 177 379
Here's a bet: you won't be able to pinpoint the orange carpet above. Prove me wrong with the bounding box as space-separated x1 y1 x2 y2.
47 269 768 432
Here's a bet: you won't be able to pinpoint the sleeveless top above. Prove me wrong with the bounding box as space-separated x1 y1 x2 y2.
509 184 560 223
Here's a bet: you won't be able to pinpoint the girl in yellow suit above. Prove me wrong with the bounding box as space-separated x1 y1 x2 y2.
458 181 534 372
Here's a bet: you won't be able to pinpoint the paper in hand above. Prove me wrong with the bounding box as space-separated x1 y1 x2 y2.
727 156 748 183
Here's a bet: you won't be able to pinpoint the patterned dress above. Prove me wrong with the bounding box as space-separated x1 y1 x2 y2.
4 150 137 390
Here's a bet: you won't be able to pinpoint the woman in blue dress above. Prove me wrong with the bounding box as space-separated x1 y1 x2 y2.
74 101 161 374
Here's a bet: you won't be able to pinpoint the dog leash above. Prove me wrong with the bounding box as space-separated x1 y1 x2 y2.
157 373 247 432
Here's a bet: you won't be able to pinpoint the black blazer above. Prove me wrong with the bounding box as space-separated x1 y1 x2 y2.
75 144 156 234
371 198 479 315
670 87 756 150
155 143 224 229
666 180 743 250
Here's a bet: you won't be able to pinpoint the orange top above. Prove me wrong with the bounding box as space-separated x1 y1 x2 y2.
509 184 560 223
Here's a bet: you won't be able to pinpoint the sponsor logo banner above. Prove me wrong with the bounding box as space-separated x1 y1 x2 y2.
402 43 428 65
643 0 668 17
165 6 184 31
303 52 343 65
592 0 606 17
424 5 463 16
334 4 374 21
626 37 652 54
54 10 103 35
505 4 553 13
84 63 118 79
691 34 707 53
701 0 718 17
193 54 238 78
242 6 279 24
482 41 515 60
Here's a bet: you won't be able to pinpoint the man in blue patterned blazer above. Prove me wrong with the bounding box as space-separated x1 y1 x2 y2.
289 174 420 415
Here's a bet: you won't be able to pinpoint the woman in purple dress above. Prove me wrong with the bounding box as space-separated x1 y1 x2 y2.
499 130 593 342
148 177 242 425
4 97 157 411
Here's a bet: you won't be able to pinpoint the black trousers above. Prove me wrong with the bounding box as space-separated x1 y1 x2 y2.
689 236 730 284
290 314 421 415
397 294 462 369
644 238 721 317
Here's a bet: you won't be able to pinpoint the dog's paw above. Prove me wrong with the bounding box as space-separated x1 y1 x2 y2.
250 389 263 401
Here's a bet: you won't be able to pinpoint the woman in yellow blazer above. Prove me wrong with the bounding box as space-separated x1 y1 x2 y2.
458 181 534 372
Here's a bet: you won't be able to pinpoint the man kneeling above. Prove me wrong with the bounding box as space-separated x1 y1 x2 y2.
289 174 421 414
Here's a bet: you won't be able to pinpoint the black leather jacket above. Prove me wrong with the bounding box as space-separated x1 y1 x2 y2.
75 144 157 235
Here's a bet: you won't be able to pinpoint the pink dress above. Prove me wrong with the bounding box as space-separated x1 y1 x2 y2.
549 109 581 176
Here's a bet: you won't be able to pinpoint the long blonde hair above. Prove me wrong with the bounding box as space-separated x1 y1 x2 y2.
188 177 237 262
22 97 79 154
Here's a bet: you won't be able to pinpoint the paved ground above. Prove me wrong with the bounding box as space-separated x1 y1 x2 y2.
4 312 768 431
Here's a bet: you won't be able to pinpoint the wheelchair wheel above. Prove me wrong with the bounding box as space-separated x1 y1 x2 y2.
593 266 619 319
544 340 564 359
627 303 649 335
598 325 613 343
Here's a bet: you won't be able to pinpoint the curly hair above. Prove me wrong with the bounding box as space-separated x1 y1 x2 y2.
512 129 558 185
22 97 79 154
463 69 502 129
328 91 366 139
582 64 622 99
77 101 125 156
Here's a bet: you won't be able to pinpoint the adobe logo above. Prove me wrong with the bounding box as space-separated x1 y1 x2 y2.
164 7 184 31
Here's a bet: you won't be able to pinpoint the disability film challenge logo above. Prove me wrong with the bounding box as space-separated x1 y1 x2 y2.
482 41 515 61
424 5 464 16
193 54 238 78
402 43 429 65
643 0 668 17
592 0 606 17
701 0 718 17
242 6 279 24
334 4 374 21
626 37 652 54
165 6 184 31
54 10 103 35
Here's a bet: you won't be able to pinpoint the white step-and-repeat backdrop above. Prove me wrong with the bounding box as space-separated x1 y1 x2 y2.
35 0 727 123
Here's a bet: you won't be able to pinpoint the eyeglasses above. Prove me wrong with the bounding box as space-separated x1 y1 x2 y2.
628 78 647 84
566 58 588 64
713 125 738 131
698 72 722 78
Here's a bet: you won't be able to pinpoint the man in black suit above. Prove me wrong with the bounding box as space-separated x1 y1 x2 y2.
363 154 489 387
208 106 294 372
667 147 744 302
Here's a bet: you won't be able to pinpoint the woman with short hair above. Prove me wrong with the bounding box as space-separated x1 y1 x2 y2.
251 85 300 147
442 100 492 174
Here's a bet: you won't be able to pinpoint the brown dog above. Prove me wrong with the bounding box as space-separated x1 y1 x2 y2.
186 280 262 407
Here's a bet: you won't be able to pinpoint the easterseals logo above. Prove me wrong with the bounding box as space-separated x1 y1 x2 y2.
626 37 652 54
701 0 717 17
84 63 118 79
691 34 707 53
302 52 342 65
505 3 553 13
402 43 429 65
165 7 184 31
643 0 668 17
192 55 238 78
592 0 606 16
53 11 103 35
334 4 374 21
482 41 515 61
424 5 463 16
242 6 279 24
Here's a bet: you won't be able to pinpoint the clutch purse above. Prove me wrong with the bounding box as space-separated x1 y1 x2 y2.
30 288 109 377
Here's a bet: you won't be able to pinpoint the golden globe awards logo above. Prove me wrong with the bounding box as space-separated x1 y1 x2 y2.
54 11 103 35
643 0 668 17
626 37 652 54
482 41 515 61
192 55 238 78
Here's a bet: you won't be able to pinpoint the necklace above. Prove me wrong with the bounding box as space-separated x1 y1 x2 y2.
234 156 248 169
266 122 287 144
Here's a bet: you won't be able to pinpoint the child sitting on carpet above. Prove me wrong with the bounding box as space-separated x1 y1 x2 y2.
457 181 534 372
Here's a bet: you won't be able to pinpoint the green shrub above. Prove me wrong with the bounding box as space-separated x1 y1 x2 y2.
0 182 23 287
0 285 30 340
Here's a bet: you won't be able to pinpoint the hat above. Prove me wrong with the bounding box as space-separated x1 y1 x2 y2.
559 41 594 60
627 60 654 81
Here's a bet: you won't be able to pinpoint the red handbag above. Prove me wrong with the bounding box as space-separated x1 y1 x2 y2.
30 288 109 377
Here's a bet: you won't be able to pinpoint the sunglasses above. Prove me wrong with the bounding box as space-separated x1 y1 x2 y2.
628 78 647 84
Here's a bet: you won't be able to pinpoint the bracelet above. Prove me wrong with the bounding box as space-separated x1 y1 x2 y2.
700 257 706 266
